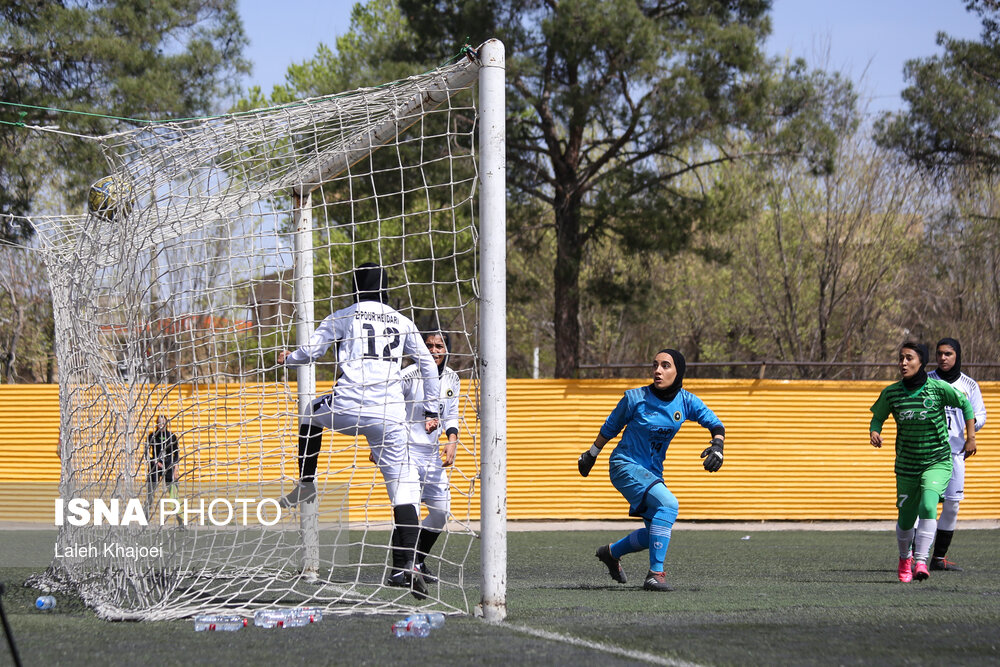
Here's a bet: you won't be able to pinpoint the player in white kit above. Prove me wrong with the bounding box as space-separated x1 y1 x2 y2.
398 331 462 584
277 263 440 598
925 337 987 571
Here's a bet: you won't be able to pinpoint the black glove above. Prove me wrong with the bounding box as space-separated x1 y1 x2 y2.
700 437 724 472
578 450 597 477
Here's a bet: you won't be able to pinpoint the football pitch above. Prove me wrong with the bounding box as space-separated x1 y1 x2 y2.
2 526 999 666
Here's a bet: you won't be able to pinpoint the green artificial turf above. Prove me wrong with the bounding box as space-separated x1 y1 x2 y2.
1 527 998 666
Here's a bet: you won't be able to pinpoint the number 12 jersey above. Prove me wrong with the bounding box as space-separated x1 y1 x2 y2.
282 300 439 419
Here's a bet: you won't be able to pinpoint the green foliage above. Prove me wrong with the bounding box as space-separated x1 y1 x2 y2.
0 245 54 382
228 0 864 378
872 0 1000 374
232 0 429 105
0 0 250 240
902 172 1000 368
400 0 855 376
875 1 1000 177
232 1 479 376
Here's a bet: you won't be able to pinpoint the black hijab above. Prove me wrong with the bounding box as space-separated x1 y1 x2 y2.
935 337 962 384
901 342 929 390
650 348 686 402
353 263 389 304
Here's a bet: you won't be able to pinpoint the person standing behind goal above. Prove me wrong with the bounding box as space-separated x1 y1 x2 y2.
924 337 986 571
277 263 440 598
396 330 461 586
145 415 180 516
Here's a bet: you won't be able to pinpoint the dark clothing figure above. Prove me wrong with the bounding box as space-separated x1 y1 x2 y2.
146 420 179 510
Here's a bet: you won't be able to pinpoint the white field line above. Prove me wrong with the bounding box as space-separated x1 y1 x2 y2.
504 622 707 667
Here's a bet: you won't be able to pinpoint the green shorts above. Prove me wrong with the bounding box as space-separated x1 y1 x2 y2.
895 459 953 526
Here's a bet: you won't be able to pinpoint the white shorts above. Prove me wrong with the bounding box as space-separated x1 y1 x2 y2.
411 445 451 507
943 451 965 502
307 393 420 506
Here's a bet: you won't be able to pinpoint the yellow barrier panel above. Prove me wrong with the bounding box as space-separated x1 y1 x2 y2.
2 380 998 524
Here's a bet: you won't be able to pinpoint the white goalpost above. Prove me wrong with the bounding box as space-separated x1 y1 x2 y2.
476 40 507 624
22 40 506 622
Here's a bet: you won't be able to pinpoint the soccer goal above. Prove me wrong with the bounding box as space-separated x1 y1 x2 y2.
24 40 506 622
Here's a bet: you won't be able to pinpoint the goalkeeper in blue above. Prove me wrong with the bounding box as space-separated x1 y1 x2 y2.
578 349 725 591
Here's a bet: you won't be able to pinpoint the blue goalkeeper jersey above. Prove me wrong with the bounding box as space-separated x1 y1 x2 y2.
602 386 723 475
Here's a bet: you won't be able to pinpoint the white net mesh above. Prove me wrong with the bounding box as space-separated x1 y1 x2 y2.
23 53 485 620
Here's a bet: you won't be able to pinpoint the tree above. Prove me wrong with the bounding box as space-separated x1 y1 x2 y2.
874 0 1000 376
0 243 54 382
875 1 1000 178
237 0 424 109
726 135 930 377
401 0 854 376
901 172 1000 374
235 0 481 380
0 0 250 241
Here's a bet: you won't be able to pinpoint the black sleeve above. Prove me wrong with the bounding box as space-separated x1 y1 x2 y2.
709 426 725 439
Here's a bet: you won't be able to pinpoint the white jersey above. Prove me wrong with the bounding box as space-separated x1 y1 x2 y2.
282 300 440 418
401 363 461 451
928 370 987 454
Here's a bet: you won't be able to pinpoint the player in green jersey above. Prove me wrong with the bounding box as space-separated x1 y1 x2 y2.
870 341 975 583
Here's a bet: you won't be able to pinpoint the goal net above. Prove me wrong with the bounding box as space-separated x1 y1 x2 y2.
22 42 505 621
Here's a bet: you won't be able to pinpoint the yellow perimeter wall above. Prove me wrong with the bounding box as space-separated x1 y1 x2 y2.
2 380 998 524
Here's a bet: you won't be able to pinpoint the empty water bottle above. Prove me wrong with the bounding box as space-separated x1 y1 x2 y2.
193 614 245 631
391 617 430 638
35 595 56 611
254 608 294 628
292 606 323 624
405 612 445 629
281 610 311 628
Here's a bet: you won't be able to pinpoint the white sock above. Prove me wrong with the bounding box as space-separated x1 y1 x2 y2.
938 500 960 532
913 518 937 563
895 525 914 559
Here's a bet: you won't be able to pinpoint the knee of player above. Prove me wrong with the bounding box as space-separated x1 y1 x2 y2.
649 483 679 511
424 497 450 512
654 503 678 525
422 507 449 530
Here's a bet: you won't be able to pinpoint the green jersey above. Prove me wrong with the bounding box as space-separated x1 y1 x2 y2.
870 377 974 477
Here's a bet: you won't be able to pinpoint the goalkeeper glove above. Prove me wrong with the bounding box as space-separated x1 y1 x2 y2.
578 450 597 477
700 437 724 472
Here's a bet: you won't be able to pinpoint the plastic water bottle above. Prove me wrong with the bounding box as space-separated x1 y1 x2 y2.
254 608 294 628
280 611 311 628
35 595 56 611
292 606 323 624
391 617 430 638
193 614 245 631
405 612 445 629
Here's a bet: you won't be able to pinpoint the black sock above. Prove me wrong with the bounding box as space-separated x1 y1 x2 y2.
389 527 403 570
415 528 442 565
392 504 420 568
297 423 324 483
932 529 954 560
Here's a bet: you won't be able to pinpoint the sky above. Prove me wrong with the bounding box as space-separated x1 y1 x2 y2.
237 0 984 115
